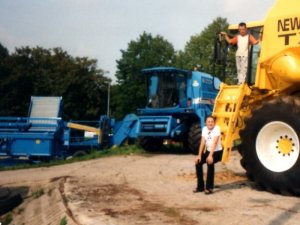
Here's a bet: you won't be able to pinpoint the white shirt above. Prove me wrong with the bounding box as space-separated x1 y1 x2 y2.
236 34 249 57
202 126 222 152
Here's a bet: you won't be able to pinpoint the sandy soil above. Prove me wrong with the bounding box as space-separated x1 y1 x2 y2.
1 150 300 225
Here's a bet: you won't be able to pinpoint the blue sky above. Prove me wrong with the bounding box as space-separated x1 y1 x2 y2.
0 0 274 83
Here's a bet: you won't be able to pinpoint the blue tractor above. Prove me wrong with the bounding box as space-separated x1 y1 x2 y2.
136 67 221 153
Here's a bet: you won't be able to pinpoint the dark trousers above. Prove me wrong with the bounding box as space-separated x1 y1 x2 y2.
195 150 223 190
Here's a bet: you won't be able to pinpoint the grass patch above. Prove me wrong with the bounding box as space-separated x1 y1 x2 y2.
31 187 44 199
0 145 145 171
0 212 13 225
59 216 67 225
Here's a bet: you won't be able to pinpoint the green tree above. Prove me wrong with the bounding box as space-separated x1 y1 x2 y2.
0 43 9 82
112 32 176 118
0 46 110 119
175 17 236 82
0 43 9 60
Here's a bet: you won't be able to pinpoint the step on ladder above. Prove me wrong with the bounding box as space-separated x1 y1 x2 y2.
213 83 251 162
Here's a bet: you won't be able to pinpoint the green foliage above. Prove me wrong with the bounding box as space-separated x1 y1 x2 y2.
0 44 9 98
113 32 176 119
68 145 145 162
175 17 236 82
0 43 9 60
0 46 110 120
0 212 13 225
0 17 236 121
0 145 146 171
59 216 68 225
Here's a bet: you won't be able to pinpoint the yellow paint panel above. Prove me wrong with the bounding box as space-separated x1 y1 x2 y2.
228 20 264 31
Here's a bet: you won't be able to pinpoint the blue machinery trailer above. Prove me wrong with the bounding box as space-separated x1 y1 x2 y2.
0 97 138 160
0 67 220 160
0 97 66 160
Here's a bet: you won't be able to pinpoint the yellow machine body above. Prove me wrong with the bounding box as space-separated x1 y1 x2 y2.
213 0 300 162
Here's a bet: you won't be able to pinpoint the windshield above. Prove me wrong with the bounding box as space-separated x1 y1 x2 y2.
249 45 260 84
248 26 263 84
147 71 187 108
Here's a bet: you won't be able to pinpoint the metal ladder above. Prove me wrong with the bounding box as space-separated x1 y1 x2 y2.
213 83 251 162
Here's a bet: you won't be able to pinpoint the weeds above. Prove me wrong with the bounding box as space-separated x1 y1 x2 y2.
31 187 44 199
59 216 67 225
0 212 13 225
0 145 145 171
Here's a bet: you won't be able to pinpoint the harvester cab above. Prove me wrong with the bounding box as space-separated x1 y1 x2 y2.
136 67 221 153
213 0 300 195
147 69 185 108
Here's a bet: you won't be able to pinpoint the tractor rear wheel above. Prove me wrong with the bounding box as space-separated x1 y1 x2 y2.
137 137 163 152
72 150 88 158
188 122 201 154
239 96 300 195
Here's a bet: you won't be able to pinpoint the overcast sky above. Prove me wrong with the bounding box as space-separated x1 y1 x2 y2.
0 0 274 83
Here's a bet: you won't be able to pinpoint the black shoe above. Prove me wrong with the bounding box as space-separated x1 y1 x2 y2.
205 189 213 195
193 188 204 193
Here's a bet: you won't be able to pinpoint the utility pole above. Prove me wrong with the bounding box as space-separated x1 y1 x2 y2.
107 82 110 117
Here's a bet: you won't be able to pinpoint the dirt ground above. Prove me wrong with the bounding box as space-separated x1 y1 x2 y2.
1 150 300 225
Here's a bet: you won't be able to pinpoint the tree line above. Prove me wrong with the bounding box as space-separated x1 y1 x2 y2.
0 17 235 121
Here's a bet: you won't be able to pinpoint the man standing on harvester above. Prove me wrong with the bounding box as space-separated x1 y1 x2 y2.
221 22 259 84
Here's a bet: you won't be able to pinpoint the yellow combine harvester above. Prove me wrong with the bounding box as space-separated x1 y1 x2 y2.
214 0 300 195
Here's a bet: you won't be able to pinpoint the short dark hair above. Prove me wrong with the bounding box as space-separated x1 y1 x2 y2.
238 22 247 28
205 115 216 122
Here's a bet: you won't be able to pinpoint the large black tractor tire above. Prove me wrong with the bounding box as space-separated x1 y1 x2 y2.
239 96 300 195
137 137 163 152
187 122 201 154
